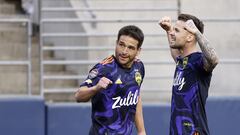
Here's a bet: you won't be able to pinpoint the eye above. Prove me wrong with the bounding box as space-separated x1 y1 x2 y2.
118 43 125 47
175 28 179 32
128 46 136 51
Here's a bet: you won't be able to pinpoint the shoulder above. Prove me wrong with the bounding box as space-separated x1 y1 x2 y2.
100 55 115 65
90 56 115 75
186 52 204 66
189 52 211 74
89 56 114 71
134 59 145 71
134 58 144 66
134 58 145 75
91 56 115 70
189 52 203 61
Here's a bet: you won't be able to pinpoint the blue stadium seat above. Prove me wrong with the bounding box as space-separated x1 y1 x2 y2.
206 97 240 135
46 103 91 135
0 96 45 135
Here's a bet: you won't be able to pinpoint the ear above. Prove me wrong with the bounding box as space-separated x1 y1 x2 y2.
187 33 195 42
136 48 142 57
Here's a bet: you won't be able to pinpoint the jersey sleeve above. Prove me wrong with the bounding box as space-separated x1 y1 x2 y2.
140 61 145 84
135 60 145 86
192 54 211 75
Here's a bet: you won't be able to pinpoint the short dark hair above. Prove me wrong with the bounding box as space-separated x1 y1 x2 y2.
178 13 204 33
117 25 144 48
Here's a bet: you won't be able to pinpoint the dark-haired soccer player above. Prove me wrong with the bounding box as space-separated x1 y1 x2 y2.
75 25 146 135
159 14 219 135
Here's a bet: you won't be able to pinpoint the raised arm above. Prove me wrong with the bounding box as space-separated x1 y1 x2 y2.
135 96 146 135
75 77 112 102
159 16 181 62
185 20 219 72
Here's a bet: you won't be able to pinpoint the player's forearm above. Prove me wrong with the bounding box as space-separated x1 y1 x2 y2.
135 97 146 135
135 115 146 135
166 31 180 62
137 131 146 135
170 48 180 63
196 31 219 71
75 86 98 102
135 116 146 135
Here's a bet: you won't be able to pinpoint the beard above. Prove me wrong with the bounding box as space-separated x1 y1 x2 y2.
170 43 182 49
116 54 134 68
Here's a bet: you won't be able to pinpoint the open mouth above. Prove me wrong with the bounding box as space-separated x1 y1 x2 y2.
170 37 176 44
119 55 128 61
170 40 175 44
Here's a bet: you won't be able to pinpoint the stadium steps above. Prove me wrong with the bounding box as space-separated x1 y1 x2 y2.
0 2 15 15
0 0 79 99
38 0 180 103
3 0 180 103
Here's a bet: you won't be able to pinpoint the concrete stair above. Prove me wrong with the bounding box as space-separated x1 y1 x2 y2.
0 0 79 102
39 0 180 103
0 2 15 15
0 25 26 43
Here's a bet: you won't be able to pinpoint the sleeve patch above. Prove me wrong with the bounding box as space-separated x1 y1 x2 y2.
88 68 98 79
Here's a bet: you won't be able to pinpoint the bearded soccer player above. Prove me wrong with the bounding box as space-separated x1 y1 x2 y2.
75 25 146 135
159 14 219 135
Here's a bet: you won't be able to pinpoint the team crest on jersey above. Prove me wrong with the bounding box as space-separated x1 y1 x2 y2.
88 68 98 79
135 71 142 86
183 57 188 68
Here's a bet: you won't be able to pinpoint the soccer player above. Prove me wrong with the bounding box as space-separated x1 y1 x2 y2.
159 14 219 135
75 25 146 135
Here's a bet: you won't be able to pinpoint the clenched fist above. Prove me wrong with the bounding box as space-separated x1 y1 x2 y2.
159 16 172 32
96 77 113 90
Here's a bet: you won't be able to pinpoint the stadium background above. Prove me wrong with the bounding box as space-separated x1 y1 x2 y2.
0 0 239 134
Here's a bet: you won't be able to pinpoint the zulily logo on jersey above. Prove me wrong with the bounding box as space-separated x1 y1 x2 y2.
173 71 186 90
112 90 139 109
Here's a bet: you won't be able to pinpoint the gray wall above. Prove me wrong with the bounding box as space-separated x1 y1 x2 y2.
181 0 240 95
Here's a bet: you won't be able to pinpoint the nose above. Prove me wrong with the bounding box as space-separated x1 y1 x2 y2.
169 30 175 36
122 47 128 54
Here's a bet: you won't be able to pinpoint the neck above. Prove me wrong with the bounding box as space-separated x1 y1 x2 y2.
180 43 198 57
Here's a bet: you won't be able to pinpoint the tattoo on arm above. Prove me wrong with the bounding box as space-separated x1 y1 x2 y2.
196 31 219 72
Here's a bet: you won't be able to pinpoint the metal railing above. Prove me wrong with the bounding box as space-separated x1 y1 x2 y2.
0 17 32 95
39 0 180 97
39 0 240 100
